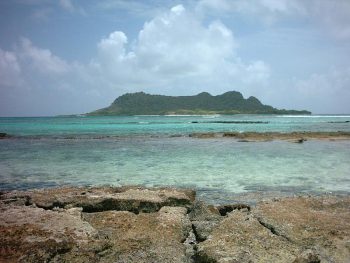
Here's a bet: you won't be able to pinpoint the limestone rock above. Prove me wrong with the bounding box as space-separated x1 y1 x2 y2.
0 205 101 263
0 186 195 213
195 210 301 263
0 187 194 263
1 188 349 263
82 206 191 263
189 201 222 242
254 195 350 262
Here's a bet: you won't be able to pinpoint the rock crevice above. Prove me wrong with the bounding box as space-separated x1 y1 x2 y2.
1 187 350 263
256 217 292 242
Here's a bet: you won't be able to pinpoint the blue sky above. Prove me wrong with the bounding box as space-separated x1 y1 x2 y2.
1 0 350 116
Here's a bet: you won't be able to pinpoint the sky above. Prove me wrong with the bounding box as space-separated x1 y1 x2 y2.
1 0 350 116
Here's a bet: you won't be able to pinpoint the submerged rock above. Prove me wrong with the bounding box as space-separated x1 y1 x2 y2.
190 131 350 141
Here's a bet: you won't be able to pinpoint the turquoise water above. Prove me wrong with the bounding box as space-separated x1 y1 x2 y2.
1 115 350 137
1 115 350 202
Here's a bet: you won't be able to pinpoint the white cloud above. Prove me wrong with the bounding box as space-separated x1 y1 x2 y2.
97 31 128 60
244 61 271 84
0 4 273 115
17 38 69 74
294 68 350 113
1 3 350 115
96 0 184 18
0 49 22 88
97 0 154 16
31 7 52 21
197 0 303 18
59 0 75 12
89 4 268 94
311 0 350 40
198 0 350 40
58 0 86 15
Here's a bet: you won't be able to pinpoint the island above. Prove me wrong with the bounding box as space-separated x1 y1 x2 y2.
86 91 311 116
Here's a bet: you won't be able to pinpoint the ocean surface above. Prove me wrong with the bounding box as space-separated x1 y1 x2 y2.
1 115 350 203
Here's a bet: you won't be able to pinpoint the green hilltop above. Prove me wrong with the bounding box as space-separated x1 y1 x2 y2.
86 91 311 116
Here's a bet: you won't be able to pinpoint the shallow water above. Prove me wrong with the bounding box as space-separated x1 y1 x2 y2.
1 115 350 137
1 115 350 203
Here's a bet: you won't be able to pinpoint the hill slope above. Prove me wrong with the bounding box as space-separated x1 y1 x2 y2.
87 91 311 115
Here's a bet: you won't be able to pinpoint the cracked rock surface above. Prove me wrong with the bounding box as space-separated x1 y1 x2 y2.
1 187 350 263
0 186 195 213
0 186 195 263
195 195 350 263
254 196 350 263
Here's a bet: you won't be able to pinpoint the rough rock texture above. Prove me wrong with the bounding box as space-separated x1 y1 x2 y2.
1 187 349 263
81 206 191 263
254 196 350 263
189 201 223 242
196 195 350 263
0 186 195 213
0 186 195 263
0 205 101 263
195 210 302 263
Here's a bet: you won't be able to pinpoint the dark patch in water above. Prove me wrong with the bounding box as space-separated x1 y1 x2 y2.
191 121 269 124
328 121 350 123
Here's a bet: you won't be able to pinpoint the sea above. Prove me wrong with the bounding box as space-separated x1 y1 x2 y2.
1 115 350 203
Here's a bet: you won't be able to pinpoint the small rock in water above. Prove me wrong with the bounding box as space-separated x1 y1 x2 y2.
294 138 306 143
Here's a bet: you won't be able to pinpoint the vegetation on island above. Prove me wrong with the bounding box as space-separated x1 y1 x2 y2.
86 91 311 116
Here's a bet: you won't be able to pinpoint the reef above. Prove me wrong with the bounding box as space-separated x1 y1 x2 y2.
189 131 350 142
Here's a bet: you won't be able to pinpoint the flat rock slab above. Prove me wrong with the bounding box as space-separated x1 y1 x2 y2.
0 205 101 262
82 206 191 263
1 187 350 263
254 195 350 262
195 211 301 263
0 186 195 263
196 195 350 263
0 186 195 213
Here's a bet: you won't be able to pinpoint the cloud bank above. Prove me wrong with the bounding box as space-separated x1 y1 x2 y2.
0 5 270 116
0 2 349 115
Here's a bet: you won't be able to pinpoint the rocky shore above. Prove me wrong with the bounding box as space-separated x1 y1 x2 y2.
1 186 349 262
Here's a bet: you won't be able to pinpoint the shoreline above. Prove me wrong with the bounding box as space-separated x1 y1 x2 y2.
1 186 349 262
